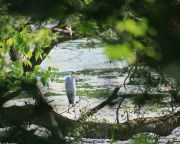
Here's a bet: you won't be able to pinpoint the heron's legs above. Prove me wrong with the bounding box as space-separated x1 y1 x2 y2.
73 104 77 119
67 104 77 119
78 96 81 113
67 104 71 114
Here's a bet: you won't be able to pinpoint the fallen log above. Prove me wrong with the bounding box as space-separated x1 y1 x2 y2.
0 105 180 141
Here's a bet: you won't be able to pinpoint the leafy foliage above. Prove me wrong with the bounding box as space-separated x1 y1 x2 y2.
0 8 57 97
133 133 159 144
104 17 159 64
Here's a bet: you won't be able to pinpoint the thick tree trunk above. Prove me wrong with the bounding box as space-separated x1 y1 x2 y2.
0 105 180 141
0 88 21 106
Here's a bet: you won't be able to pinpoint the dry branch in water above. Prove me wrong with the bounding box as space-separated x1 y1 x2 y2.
78 87 120 121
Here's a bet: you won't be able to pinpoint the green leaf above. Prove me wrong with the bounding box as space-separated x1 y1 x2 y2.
27 60 32 67
16 34 24 45
34 65 40 72
23 59 32 67
104 43 136 63
84 0 93 5
74 20 99 36
116 19 148 37
10 60 23 76
27 51 32 59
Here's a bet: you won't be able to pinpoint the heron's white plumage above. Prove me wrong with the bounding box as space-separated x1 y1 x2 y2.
65 75 76 104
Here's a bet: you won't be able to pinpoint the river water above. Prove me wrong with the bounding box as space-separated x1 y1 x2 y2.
41 38 128 95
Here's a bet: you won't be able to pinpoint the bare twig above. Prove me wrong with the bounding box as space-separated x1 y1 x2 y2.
124 65 135 91
116 96 125 124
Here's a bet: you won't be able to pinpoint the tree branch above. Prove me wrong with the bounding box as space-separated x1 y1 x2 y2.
32 85 65 143
1 105 180 141
0 88 22 107
78 88 168 121
78 87 120 121
20 79 65 143
9 47 20 61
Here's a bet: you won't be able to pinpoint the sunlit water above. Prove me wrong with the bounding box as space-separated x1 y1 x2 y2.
40 39 142 96
41 38 127 72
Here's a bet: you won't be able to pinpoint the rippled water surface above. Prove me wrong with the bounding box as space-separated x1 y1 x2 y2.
41 39 133 97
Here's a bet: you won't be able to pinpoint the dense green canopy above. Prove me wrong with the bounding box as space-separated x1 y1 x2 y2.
3 0 180 77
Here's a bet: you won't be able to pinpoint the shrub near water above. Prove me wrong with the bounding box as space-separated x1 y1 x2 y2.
133 133 159 144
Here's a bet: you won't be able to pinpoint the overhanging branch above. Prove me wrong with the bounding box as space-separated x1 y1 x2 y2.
23 29 82 72
0 88 22 107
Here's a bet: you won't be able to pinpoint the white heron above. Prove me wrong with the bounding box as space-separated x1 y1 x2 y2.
65 72 77 113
